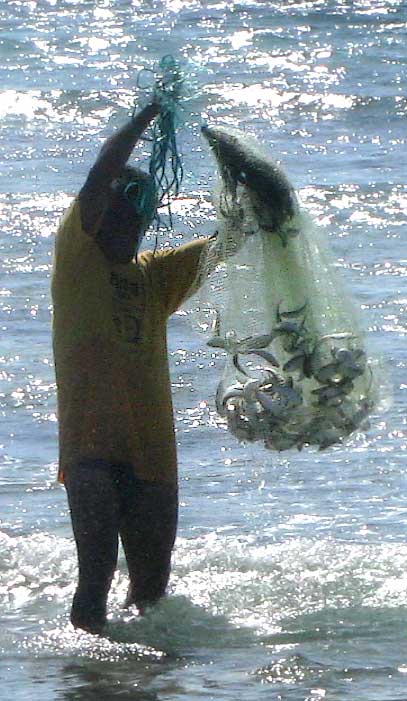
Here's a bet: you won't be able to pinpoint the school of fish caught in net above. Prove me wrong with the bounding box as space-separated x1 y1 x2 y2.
132 56 382 452
188 124 382 451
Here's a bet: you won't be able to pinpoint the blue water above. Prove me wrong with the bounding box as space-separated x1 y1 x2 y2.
1 1 406 699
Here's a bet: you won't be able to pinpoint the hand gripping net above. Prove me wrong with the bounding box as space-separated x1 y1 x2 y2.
188 125 381 452
134 55 198 228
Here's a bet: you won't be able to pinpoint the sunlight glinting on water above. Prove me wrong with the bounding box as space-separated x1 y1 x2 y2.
0 0 406 698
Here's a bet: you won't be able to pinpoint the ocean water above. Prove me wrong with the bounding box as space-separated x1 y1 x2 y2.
0 1 406 699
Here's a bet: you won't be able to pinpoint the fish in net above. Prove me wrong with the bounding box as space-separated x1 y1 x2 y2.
188 124 383 451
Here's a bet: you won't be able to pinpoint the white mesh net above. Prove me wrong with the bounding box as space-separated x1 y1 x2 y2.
187 125 381 451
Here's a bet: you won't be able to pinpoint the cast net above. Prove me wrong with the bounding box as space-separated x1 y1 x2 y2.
188 125 381 451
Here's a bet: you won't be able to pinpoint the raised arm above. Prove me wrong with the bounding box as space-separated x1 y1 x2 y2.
79 101 160 234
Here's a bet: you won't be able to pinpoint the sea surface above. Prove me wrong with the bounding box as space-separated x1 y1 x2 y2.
0 1 406 700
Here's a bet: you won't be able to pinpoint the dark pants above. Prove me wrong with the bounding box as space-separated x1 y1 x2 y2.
64 459 178 633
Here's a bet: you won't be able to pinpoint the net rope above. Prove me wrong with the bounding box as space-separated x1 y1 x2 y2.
133 55 196 228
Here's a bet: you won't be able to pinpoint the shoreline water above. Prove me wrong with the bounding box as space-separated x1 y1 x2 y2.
1 1 406 699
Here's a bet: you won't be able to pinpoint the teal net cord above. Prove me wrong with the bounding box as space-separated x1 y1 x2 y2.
134 55 193 229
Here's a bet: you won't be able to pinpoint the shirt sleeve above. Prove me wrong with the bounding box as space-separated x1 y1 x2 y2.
154 237 210 317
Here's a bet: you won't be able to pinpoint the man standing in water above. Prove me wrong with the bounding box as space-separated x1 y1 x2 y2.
52 100 209 634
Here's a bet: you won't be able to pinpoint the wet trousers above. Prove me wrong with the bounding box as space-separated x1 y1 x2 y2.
64 459 178 633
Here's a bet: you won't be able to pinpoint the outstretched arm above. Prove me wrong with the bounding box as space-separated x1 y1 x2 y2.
79 101 160 234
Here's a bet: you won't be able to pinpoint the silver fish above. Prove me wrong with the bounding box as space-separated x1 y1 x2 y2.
256 381 303 413
312 345 367 384
238 333 275 351
207 329 238 351
246 348 280 367
208 328 274 356
225 401 256 442
215 379 244 416
313 361 344 385
283 354 308 378
276 301 308 322
311 379 354 403
255 390 287 418
272 320 307 337
318 332 358 344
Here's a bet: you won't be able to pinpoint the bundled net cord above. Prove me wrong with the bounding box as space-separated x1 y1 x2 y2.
188 125 383 452
132 55 196 232
144 57 184 223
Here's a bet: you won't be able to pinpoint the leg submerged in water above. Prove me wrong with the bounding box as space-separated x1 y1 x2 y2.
64 462 178 628
64 461 121 634
118 475 178 613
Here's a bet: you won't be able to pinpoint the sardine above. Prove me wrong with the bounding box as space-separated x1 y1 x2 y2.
311 379 354 403
283 354 307 376
246 348 280 367
277 301 308 322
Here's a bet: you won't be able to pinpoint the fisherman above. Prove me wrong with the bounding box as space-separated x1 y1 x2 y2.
52 100 211 634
